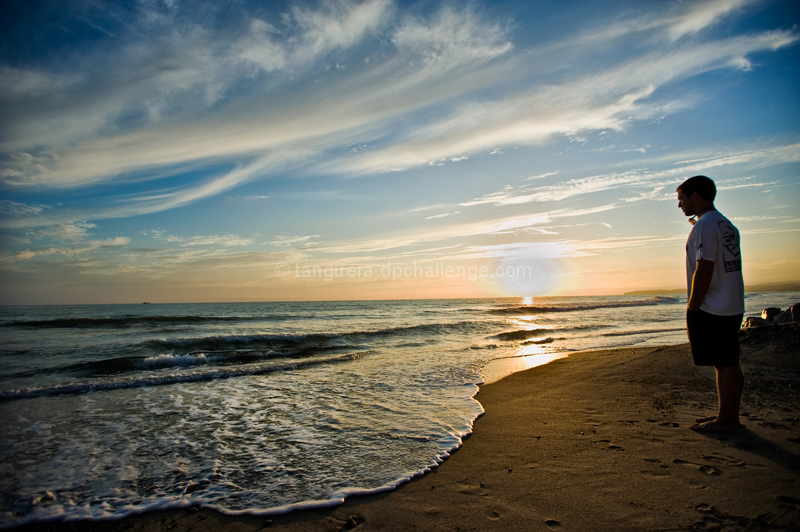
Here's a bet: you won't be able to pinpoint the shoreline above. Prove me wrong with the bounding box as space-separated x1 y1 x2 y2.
8 324 800 531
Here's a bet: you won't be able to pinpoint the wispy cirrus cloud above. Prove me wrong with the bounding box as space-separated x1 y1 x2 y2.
0 0 392 156
0 234 130 264
554 0 760 48
2 0 793 232
459 142 800 208
269 235 322 247
0 1 510 190
307 202 625 257
328 29 796 176
666 0 757 41
424 211 461 220
0 200 51 218
162 235 254 247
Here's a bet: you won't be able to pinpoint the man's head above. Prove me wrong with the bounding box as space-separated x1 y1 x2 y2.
677 175 716 217
677 175 716 201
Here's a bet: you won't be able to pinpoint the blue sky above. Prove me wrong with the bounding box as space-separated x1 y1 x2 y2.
1 0 798 304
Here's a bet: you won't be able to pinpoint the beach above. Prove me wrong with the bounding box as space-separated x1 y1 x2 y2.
11 322 799 532
4 1 800 530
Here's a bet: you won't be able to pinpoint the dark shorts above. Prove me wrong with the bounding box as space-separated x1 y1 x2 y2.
686 309 743 367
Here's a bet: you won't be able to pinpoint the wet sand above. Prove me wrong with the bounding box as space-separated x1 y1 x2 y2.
11 324 800 531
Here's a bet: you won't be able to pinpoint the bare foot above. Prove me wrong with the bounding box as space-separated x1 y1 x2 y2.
695 416 716 423
690 420 743 434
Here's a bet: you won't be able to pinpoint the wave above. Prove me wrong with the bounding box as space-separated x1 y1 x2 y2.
0 351 371 401
490 329 553 341
8 321 492 381
489 296 680 316
150 332 342 350
521 337 557 345
6 315 279 328
149 321 492 351
489 324 604 342
65 349 290 375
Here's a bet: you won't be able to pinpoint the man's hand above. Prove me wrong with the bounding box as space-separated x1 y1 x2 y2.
688 259 715 311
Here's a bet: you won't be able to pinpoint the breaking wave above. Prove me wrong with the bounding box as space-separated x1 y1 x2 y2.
0 351 371 401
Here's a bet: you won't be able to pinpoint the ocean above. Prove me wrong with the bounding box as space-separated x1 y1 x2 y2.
1 293 798 527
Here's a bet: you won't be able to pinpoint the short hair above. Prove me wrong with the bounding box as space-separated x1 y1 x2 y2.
677 175 716 201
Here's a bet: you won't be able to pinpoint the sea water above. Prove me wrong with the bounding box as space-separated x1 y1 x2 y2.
1 293 797 527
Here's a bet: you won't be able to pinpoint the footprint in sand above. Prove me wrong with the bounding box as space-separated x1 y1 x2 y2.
640 458 671 476
673 459 722 475
545 519 561 527
701 454 748 467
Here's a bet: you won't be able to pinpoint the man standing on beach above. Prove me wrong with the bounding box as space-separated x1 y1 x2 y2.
677 175 745 433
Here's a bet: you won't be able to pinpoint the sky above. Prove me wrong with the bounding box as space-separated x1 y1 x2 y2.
0 0 798 305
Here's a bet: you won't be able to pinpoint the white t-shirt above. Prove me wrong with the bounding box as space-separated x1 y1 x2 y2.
685 210 744 316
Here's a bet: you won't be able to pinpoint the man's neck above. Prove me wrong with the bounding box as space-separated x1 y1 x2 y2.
695 206 714 217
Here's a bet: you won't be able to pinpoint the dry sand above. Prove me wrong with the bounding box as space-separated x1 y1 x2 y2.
11 324 800 532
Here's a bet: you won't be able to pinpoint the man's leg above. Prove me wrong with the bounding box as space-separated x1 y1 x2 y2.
691 364 744 433
715 364 743 426
691 363 743 432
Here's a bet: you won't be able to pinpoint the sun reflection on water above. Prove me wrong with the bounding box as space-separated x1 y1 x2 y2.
481 343 569 385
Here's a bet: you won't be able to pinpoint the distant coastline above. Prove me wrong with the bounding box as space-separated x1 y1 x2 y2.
624 281 800 296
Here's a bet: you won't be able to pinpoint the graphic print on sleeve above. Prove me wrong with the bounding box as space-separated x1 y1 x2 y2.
719 221 741 273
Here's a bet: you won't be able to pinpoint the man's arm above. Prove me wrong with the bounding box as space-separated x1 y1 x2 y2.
688 259 714 311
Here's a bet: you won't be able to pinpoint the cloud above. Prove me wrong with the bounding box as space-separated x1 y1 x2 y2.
269 235 322 247
424 211 461 220
331 28 796 176
459 142 800 208
1 0 392 151
525 171 558 181
560 0 759 47
1 236 131 263
0 217 131 263
239 0 391 72
290 0 392 60
29 222 98 242
391 5 513 64
407 203 453 213
0 0 796 232
0 151 314 229
1 1 511 190
164 235 255 247
666 0 757 41
309 203 626 257
456 241 586 260
309 211 551 254
732 215 793 222
0 200 51 217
